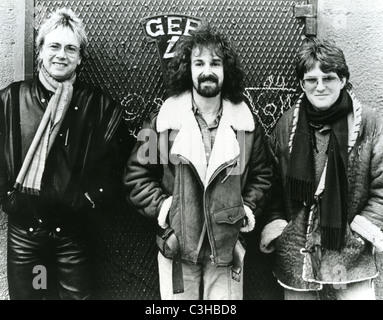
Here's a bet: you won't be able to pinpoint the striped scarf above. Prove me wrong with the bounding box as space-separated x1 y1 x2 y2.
14 67 76 195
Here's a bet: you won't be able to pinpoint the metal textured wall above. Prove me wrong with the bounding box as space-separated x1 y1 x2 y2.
34 0 306 136
32 0 306 300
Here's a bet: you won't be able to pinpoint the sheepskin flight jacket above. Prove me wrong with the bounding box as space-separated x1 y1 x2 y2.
261 91 383 290
124 91 273 266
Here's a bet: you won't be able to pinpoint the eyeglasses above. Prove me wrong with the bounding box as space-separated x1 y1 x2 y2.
302 75 340 88
45 43 80 57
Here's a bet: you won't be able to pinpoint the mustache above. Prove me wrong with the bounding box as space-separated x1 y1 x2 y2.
198 75 218 84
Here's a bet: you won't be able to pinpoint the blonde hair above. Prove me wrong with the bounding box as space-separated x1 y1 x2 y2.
36 8 88 70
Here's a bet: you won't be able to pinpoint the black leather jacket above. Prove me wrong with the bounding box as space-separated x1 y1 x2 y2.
0 77 125 226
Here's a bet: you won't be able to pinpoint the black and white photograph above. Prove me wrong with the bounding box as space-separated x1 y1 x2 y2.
0 0 382 307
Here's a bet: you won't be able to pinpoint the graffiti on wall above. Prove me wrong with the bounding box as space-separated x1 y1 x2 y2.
121 72 300 137
141 14 202 71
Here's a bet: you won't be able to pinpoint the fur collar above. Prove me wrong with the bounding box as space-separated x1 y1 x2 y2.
157 91 255 133
156 91 255 187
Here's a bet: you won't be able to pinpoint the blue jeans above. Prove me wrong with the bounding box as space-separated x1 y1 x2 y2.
157 240 243 300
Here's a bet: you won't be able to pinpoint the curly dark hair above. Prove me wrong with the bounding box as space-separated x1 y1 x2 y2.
165 23 245 104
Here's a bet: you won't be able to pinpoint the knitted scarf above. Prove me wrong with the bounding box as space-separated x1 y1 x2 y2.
287 89 352 250
14 67 76 195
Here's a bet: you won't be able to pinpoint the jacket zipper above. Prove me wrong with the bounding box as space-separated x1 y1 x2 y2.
175 154 204 263
176 154 204 188
175 154 240 266
209 158 239 185
203 162 234 265
205 159 240 265
220 158 239 184
203 191 217 265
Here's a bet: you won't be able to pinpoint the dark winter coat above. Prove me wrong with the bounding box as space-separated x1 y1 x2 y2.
261 91 383 290
0 77 124 228
124 91 272 266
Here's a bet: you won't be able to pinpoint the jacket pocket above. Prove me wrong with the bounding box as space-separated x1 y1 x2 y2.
2 190 36 218
213 205 245 225
2 190 18 216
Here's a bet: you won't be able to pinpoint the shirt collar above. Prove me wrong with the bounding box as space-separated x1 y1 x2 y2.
192 97 223 118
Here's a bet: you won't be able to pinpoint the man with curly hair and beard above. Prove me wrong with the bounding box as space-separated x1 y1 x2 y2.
124 24 272 300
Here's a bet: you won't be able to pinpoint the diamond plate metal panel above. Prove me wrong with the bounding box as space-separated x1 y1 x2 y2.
32 0 306 300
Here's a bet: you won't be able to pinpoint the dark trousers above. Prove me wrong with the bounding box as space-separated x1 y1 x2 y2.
7 218 93 300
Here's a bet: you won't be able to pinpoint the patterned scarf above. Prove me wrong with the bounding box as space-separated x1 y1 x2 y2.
14 67 76 195
287 89 352 250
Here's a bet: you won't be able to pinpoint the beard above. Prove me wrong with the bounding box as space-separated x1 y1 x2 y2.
194 75 222 98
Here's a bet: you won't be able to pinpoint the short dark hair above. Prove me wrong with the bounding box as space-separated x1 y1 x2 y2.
165 23 245 104
296 37 351 89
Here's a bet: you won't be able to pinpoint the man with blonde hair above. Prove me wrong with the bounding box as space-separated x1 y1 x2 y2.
0 8 124 299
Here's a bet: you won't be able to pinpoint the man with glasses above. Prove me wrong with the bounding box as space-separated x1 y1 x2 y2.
0 8 125 299
259 37 383 300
